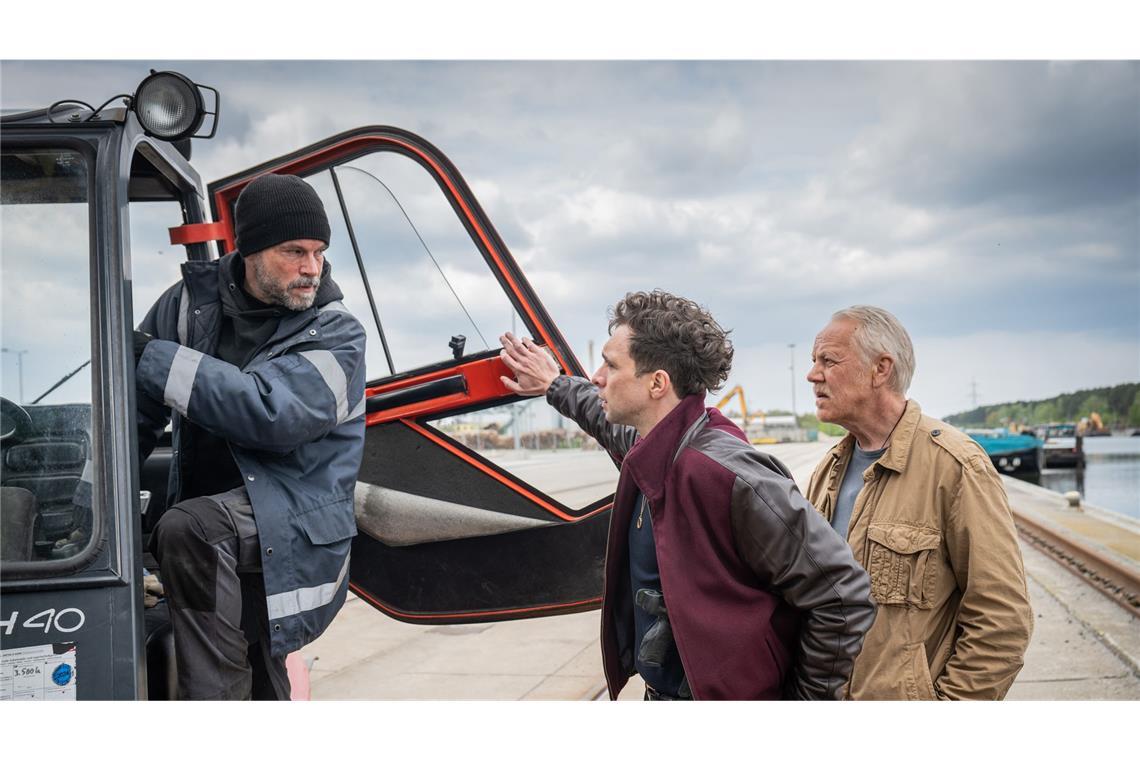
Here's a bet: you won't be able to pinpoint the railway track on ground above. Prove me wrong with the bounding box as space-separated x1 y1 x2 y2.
1012 507 1140 619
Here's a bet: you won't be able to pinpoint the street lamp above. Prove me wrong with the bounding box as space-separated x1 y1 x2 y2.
1 348 28 403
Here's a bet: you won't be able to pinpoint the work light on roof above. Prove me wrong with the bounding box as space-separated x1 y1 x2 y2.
132 71 219 142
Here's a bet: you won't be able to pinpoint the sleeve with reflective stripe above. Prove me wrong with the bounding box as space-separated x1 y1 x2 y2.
163 345 205 416
298 349 350 423
135 281 182 463
135 310 367 454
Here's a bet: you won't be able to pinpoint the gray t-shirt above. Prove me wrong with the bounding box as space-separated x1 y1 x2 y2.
831 443 887 539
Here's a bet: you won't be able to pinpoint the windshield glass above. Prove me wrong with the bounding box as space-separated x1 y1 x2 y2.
1 148 92 405
307 152 534 380
1 147 97 565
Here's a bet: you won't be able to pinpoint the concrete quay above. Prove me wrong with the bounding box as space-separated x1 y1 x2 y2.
301 439 1140 699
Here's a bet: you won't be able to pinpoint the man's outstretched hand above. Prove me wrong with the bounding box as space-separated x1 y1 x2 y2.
499 332 560 396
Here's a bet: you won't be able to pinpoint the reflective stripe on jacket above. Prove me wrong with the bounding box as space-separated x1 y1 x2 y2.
136 257 367 656
805 401 1033 700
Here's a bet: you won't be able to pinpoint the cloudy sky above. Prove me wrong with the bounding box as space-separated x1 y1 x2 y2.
2 60 1137 419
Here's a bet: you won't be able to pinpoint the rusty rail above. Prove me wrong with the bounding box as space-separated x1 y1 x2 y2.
1013 506 1140 618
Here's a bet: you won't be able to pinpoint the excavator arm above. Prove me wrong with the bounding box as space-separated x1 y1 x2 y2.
715 385 765 427
716 385 750 423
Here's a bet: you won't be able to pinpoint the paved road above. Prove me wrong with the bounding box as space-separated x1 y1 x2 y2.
302 439 1140 699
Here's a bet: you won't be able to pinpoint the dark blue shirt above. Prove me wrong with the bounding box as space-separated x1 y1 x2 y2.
628 491 687 696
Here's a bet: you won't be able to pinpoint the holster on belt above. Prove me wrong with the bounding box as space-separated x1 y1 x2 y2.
635 588 691 699
635 588 673 667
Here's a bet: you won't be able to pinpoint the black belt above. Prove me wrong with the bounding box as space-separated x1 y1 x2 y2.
644 684 691 701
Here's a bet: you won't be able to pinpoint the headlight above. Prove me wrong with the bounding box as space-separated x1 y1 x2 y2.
132 71 216 141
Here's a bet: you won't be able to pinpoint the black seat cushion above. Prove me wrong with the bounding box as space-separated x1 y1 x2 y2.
1 486 37 561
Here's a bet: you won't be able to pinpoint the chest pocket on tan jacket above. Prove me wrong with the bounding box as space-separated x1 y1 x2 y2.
866 523 942 608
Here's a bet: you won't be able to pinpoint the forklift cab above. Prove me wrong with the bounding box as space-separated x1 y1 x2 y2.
0 71 616 699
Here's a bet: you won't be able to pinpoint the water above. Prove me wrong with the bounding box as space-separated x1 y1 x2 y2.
1024 436 1140 520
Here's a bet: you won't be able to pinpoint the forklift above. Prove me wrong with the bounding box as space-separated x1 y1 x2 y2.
0 70 613 699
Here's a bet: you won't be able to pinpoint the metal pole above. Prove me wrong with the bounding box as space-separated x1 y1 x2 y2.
329 166 395 376
2 348 28 403
788 343 796 419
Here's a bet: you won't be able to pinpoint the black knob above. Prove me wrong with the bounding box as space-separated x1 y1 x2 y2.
449 335 467 360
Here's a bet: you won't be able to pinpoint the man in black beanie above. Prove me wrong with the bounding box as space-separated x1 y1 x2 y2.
234 173 332 311
133 173 367 699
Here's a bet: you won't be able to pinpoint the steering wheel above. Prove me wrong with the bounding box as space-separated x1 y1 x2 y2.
0 397 34 443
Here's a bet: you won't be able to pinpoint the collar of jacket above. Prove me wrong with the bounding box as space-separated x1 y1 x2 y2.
179 258 221 309
621 393 708 503
829 398 924 476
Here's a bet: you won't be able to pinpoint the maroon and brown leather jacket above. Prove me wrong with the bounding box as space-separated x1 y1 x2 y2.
547 376 875 700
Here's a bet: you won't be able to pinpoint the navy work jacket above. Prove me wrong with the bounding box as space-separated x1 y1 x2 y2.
136 255 367 656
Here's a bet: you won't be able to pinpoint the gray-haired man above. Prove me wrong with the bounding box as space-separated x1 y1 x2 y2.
804 306 1032 700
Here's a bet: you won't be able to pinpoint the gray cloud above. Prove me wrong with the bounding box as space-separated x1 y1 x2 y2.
2 60 1136 417
843 63 1139 214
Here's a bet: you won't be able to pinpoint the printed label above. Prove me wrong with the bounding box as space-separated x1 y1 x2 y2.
0 642 77 700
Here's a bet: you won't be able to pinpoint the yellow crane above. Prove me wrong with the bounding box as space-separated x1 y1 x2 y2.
715 385 775 444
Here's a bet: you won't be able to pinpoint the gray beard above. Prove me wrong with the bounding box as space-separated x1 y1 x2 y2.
250 257 320 311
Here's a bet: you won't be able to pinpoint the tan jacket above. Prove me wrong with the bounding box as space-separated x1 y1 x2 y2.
806 401 1033 700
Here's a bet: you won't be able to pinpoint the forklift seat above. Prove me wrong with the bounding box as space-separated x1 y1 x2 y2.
0 486 37 561
1 404 91 557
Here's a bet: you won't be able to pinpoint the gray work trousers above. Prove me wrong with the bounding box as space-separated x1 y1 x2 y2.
150 487 290 700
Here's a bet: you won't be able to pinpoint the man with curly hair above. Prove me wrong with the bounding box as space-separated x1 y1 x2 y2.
499 291 874 700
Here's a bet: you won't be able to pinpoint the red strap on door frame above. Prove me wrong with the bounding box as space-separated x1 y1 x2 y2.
169 221 230 246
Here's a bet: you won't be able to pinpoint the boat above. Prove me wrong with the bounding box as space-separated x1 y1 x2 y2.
1037 422 1084 468
965 428 1045 475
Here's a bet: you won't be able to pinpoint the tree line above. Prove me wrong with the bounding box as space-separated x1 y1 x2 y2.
943 383 1140 429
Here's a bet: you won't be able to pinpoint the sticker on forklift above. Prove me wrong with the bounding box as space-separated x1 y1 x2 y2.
0 642 77 700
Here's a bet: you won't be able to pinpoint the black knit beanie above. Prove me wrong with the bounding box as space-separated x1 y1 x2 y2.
234 173 331 257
